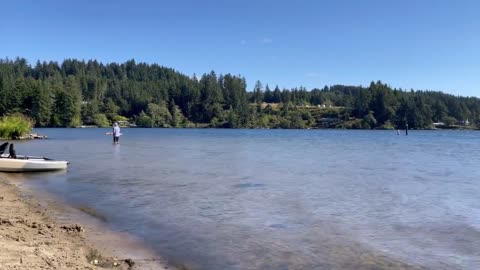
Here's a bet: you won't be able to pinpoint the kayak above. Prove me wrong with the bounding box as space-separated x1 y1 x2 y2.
0 142 69 172
0 157 69 172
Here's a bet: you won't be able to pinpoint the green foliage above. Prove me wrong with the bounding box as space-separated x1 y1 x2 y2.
442 116 457 127
209 117 221 128
64 76 82 127
147 102 172 127
362 111 377 129
0 58 479 129
103 98 120 121
93 113 110 127
136 111 153 127
113 115 129 122
289 112 306 129
0 113 34 139
52 91 77 127
379 121 395 130
337 119 364 129
225 110 240 128
81 101 100 125
169 103 187 127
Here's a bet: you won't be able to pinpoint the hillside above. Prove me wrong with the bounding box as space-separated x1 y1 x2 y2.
1 57 479 129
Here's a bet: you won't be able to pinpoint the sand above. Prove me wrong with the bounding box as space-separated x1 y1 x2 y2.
0 177 171 270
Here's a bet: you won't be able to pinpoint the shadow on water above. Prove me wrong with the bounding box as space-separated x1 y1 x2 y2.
232 183 266 188
75 205 109 222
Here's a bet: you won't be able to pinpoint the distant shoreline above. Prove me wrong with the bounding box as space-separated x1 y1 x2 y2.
52 126 479 131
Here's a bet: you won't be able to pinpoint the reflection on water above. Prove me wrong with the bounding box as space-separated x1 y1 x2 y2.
12 129 480 270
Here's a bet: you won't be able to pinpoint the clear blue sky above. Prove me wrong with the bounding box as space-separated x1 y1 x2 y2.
1 0 479 96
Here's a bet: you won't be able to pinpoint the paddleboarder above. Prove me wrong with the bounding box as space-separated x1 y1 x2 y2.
112 122 121 144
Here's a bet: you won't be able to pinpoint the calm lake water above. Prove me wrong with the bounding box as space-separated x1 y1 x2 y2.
10 128 480 269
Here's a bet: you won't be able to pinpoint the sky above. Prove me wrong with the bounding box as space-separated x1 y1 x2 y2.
1 0 479 96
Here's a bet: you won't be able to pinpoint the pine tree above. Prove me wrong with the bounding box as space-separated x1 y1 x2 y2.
32 81 53 127
252 80 263 103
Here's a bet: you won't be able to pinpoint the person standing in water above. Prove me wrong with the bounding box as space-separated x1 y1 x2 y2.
112 122 121 144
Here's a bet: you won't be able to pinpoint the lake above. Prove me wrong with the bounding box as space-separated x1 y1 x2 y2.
10 128 480 269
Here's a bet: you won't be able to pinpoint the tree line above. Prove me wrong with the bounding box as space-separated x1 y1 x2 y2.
0 57 479 129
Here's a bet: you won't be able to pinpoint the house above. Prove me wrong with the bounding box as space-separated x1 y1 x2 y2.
456 119 471 126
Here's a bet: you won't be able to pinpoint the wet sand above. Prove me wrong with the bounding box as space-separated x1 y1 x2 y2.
0 176 171 270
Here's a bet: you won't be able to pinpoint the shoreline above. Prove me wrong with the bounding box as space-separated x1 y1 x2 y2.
31 126 479 131
0 176 173 270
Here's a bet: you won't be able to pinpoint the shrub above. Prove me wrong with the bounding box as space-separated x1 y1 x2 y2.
93 113 110 127
379 121 395 130
0 114 34 139
113 115 129 122
442 116 457 127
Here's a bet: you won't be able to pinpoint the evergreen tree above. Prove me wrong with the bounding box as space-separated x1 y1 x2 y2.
0 57 478 130
31 81 53 127
0 73 6 115
264 84 273 103
252 80 263 103
198 71 223 123
64 76 82 126
272 86 282 103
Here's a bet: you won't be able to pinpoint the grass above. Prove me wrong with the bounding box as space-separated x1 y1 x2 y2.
0 113 34 139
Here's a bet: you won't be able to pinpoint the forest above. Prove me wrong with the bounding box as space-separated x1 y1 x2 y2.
0 57 479 129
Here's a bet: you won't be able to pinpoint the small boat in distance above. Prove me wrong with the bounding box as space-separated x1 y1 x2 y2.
0 142 69 172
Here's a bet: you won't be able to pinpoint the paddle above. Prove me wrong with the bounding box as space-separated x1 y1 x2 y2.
105 132 122 136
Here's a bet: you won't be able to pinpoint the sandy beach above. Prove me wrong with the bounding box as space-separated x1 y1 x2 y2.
0 177 172 270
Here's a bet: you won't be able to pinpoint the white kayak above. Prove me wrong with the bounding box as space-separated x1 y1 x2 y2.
0 142 69 172
0 156 69 172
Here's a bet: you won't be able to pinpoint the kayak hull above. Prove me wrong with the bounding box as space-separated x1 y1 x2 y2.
0 158 69 172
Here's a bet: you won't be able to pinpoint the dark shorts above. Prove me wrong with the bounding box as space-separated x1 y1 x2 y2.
113 136 119 143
